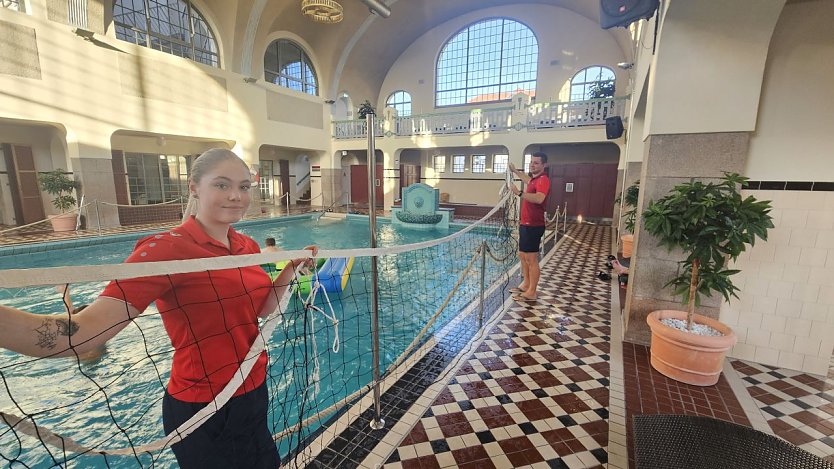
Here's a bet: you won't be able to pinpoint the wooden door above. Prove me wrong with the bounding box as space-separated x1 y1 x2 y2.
399 164 421 197
279 160 290 200
547 163 618 218
350 164 384 206
2 144 46 225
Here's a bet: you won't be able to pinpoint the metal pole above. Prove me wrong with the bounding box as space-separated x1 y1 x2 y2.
563 202 568 234
479 241 486 328
367 112 385 431
94 200 102 236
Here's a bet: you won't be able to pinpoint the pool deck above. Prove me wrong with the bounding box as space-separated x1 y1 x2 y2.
2 217 832 468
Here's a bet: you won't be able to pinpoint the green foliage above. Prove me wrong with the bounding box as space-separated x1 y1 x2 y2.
588 81 615 99
38 169 79 213
358 100 376 119
615 181 640 233
642 173 774 322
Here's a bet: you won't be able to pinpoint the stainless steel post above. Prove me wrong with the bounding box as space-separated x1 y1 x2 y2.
479 241 486 328
94 200 102 236
367 113 385 430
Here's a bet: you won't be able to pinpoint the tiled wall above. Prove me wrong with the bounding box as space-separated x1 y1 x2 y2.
722 188 834 375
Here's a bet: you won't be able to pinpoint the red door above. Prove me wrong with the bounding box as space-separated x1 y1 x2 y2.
350 164 384 206
547 163 618 218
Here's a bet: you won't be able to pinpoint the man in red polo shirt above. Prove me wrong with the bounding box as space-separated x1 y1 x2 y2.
508 152 550 302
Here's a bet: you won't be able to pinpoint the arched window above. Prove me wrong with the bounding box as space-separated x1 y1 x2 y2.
113 0 219 67
570 66 615 101
386 90 412 117
436 18 538 107
264 39 318 96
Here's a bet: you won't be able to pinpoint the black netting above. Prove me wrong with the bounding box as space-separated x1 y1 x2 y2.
0 194 523 467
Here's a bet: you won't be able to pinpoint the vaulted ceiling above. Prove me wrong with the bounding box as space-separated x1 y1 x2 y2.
226 0 632 102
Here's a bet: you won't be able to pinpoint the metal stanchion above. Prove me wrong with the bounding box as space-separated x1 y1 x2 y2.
94 200 102 236
479 241 486 328
367 112 385 431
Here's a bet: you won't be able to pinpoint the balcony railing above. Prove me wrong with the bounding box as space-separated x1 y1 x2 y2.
331 97 628 139
526 97 628 131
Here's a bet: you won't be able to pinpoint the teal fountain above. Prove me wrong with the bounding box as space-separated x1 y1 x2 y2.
391 183 452 230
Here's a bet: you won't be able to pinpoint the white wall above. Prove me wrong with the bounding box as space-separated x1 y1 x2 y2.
722 0 834 375
378 4 628 115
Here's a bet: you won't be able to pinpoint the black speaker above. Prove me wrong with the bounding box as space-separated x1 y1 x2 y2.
605 116 624 139
600 0 659 29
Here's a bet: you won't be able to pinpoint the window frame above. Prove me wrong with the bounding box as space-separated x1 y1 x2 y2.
523 154 531 173
435 17 539 108
264 39 319 96
569 65 616 101
493 154 508 173
452 155 466 173
433 155 446 173
113 0 220 68
386 90 413 117
471 154 486 174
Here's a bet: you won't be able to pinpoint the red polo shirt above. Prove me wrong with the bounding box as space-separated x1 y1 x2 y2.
520 173 550 226
100 216 271 403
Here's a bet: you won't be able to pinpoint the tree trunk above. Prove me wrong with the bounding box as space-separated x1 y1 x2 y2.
687 259 700 330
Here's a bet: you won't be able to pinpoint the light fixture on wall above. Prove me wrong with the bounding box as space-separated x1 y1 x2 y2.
243 77 258 83
301 0 344 24
73 27 95 41
617 62 634 70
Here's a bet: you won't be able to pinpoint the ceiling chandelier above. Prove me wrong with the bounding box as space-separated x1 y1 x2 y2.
301 0 344 24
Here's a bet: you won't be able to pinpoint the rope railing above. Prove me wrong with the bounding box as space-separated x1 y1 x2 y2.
0 202 93 236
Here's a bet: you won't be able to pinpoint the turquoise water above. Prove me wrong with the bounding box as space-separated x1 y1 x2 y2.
0 215 514 467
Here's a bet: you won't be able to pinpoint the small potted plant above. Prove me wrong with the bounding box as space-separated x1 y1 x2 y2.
38 168 80 232
641 173 773 386
357 100 376 119
616 181 639 258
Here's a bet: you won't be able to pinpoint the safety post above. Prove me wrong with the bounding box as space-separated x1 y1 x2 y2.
366 112 385 431
479 240 487 328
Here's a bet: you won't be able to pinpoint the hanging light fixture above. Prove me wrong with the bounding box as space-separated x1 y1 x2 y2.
301 0 343 24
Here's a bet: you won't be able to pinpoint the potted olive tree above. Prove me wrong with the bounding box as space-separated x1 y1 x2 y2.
38 169 80 232
641 173 773 386
616 181 639 258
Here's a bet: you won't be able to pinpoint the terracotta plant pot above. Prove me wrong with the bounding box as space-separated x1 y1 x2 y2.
646 310 737 386
621 234 634 258
48 213 77 232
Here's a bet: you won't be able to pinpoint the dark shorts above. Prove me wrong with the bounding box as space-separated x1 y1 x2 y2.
163 382 279 469
519 225 546 253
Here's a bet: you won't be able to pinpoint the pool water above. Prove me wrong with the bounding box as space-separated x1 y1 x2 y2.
0 215 515 467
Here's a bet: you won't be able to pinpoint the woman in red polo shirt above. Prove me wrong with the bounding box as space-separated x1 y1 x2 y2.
0 148 317 468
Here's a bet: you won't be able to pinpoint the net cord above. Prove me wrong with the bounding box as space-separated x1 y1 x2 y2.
0 193 511 289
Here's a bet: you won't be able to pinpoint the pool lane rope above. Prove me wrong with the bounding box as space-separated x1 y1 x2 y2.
0 192 512 457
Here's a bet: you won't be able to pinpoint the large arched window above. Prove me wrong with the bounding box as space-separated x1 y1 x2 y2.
264 39 318 96
436 18 538 107
570 66 615 101
386 90 412 117
114 0 219 67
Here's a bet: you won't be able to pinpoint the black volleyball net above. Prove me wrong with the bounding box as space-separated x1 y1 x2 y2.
0 191 523 468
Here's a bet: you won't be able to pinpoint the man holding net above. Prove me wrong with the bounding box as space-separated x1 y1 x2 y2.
508 152 550 302
0 148 317 468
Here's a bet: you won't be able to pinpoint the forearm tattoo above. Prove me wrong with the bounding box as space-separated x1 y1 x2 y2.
34 318 79 350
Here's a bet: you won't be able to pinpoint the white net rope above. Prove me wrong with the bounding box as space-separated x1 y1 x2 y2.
0 193 519 467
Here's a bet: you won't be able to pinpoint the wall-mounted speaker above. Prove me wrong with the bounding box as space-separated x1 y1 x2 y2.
600 0 659 29
605 116 624 139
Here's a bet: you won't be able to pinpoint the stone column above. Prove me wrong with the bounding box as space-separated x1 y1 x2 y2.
623 132 749 344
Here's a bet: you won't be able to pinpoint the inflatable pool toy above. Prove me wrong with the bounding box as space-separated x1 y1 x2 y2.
296 257 354 296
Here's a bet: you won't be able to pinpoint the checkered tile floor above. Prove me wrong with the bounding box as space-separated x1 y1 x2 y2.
7 219 834 467
384 223 613 469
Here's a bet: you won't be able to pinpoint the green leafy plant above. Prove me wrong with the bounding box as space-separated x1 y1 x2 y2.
615 181 640 233
588 81 615 99
357 100 376 119
38 169 79 213
642 173 774 330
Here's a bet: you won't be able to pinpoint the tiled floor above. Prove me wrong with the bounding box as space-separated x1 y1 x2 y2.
3 218 834 467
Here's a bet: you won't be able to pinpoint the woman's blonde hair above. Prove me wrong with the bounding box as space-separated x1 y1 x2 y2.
182 148 250 222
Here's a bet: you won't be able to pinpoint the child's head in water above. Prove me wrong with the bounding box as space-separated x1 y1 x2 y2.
265 238 276 247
